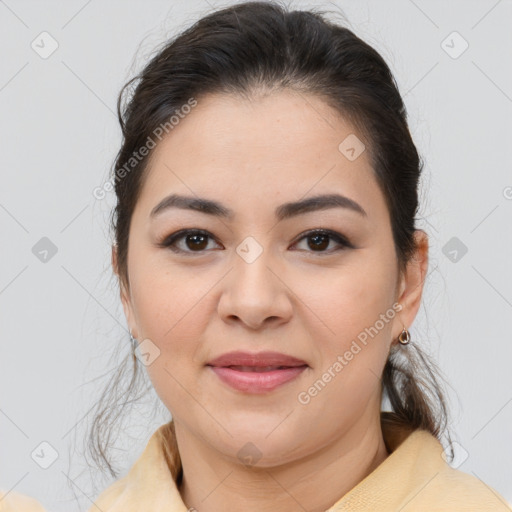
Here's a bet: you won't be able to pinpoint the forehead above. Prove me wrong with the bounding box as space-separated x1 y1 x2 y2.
136 90 387 224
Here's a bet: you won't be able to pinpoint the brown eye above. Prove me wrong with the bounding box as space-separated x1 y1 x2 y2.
292 229 353 254
159 229 221 254
158 228 352 256
307 233 330 251
183 233 209 251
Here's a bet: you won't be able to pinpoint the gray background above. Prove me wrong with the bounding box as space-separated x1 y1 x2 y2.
1 0 511 510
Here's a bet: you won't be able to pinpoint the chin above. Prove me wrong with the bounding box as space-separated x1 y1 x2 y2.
209 417 307 467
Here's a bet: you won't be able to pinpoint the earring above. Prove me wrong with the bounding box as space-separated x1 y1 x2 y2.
129 331 138 350
398 325 411 345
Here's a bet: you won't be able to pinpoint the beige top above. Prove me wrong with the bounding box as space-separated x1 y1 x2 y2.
1 414 510 511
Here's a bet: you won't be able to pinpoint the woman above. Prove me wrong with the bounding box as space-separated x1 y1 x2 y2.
2 1 509 511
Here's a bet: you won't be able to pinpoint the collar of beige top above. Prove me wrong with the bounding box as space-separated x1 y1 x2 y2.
87 412 510 512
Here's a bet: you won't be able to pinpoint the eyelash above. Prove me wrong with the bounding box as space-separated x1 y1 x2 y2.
157 228 354 256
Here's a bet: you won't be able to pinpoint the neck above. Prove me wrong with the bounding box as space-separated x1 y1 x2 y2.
176 413 389 512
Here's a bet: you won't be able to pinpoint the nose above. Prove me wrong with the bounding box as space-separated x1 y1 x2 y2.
217 247 293 331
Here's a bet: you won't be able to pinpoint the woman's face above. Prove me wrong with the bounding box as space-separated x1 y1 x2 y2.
115 90 426 466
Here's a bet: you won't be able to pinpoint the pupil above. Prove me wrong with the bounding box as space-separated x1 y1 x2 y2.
187 234 207 250
309 234 328 251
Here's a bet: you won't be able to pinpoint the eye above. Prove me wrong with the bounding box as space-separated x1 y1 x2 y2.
157 229 221 254
157 228 353 255
291 229 353 254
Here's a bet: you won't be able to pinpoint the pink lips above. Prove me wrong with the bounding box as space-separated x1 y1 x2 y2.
206 351 308 394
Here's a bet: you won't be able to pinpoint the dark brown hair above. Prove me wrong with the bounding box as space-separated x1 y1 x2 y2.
86 0 454 481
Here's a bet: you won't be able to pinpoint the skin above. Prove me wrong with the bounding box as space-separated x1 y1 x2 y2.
113 89 428 512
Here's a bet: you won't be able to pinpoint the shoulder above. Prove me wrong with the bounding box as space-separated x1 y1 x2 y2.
375 423 511 511
440 466 510 508
84 476 130 511
0 490 47 512
404 464 511 511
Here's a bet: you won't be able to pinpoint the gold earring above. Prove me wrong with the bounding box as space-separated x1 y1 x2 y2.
398 325 411 345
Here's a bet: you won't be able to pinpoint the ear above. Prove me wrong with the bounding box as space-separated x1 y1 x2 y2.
112 244 139 339
393 230 429 345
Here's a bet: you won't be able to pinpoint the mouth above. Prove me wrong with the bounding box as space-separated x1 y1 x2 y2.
206 351 309 394
223 365 304 371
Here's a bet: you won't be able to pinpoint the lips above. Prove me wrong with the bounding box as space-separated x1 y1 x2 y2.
207 350 308 369
226 365 292 372
206 351 309 393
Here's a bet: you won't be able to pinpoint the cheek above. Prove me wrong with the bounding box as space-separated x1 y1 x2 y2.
295 256 396 398
132 268 206 412
127 271 207 413
298 258 396 340
130 259 206 339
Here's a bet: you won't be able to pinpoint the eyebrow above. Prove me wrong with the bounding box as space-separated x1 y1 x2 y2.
150 193 367 221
